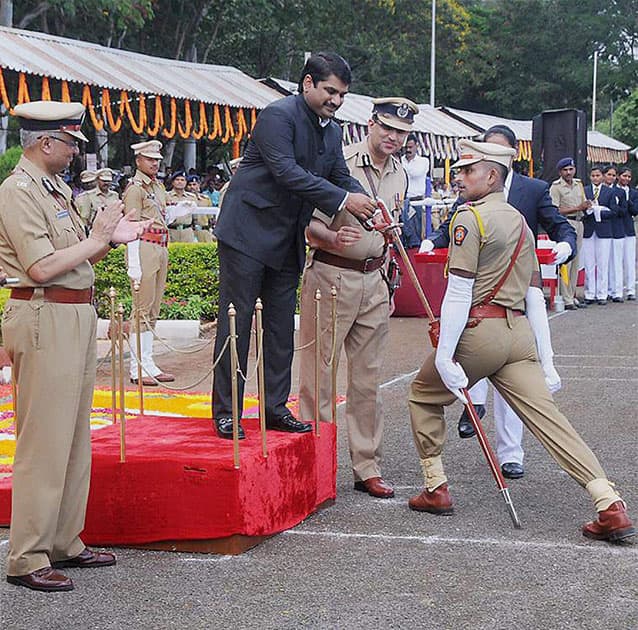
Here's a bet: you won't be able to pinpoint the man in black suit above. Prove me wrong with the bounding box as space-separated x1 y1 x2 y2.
420 125 577 479
213 52 376 439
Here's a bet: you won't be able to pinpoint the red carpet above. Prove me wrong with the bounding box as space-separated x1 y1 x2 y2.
0 415 336 545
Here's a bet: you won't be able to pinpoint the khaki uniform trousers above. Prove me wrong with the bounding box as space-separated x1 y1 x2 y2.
2 298 97 575
559 218 583 305
194 227 213 243
131 241 168 333
299 260 389 481
409 316 606 488
168 227 194 243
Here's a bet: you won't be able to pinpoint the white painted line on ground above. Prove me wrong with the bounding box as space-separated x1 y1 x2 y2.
284 529 637 555
380 370 419 390
0 540 8 548
556 354 636 359
179 555 234 563
556 365 636 369
562 377 638 382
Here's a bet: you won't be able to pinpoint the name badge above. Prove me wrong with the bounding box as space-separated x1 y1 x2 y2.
56 210 70 219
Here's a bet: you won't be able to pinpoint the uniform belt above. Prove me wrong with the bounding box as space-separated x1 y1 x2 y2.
409 195 424 201
466 304 524 326
314 249 385 273
169 224 191 230
141 231 169 246
10 287 93 304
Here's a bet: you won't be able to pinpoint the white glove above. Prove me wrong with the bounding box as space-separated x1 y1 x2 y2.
419 239 435 253
551 241 572 265
525 285 561 394
435 272 474 403
127 239 142 282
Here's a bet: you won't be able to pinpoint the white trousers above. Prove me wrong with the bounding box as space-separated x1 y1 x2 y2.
624 235 636 296
608 238 624 298
466 379 523 465
582 234 611 300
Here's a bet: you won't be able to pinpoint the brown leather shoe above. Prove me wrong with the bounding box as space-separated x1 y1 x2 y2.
7 567 74 592
52 547 117 569
408 483 454 515
354 477 395 498
155 371 175 383
130 376 158 386
582 501 636 542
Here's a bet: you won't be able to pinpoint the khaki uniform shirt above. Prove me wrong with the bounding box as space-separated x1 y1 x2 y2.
76 187 120 227
448 191 538 312
0 155 94 289
313 139 407 260
194 192 212 227
123 170 167 229
166 189 197 227
549 177 586 220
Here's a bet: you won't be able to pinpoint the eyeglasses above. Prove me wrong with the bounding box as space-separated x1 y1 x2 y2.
372 116 408 137
39 135 80 149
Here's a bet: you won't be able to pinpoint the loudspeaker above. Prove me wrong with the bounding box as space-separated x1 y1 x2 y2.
532 109 587 183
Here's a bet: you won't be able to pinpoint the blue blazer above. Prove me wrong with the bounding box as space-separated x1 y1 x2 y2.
624 188 638 237
432 172 577 258
609 185 627 239
215 94 365 271
583 184 618 239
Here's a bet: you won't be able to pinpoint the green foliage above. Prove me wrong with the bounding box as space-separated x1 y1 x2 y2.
0 146 22 184
612 89 638 149
93 242 219 320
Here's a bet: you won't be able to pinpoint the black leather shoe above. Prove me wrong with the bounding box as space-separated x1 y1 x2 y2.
457 404 485 439
266 413 312 433
576 301 588 308
627 294 636 301
564 303 577 310
501 462 524 479
584 299 596 305
215 417 245 440
597 299 607 305
612 297 624 303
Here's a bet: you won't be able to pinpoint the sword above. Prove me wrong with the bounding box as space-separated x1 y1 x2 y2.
375 197 522 529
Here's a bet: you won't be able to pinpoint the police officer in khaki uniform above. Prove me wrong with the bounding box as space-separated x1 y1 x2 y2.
550 157 591 309
166 170 196 243
407 139 635 543
299 97 416 498
186 175 214 243
124 140 174 385
76 168 120 231
74 170 96 219
0 101 148 592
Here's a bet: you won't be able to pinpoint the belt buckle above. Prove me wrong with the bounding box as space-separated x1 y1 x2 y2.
362 257 374 273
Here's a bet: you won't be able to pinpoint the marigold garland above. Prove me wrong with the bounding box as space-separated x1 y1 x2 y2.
122 90 147 134
191 100 208 140
61 80 71 103
235 107 248 143
250 107 257 130
146 95 164 137
81 85 104 131
0 68 12 112
101 88 124 132
17 73 30 105
177 99 193 139
207 103 222 140
221 104 234 143
41 76 51 101
162 97 177 139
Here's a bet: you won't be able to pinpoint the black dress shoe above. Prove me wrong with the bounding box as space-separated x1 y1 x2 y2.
215 417 245 440
457 404 486 439
501 462 524 479
627 294 636 301
584 299 596 305
597 299 607 305
564 303 577 310
266 413 312 433
612 297 624 303
576 301 588 308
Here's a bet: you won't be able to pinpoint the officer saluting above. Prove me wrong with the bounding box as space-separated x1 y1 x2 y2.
407 139 635 543
0 101 147 592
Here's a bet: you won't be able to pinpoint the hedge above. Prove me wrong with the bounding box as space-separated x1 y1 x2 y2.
94 242 219 320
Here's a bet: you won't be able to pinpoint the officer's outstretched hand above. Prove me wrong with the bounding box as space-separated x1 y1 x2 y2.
111 210 153 245
551 241 572 265
434 357 468 403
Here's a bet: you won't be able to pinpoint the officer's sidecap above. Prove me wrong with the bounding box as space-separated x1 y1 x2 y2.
96 168 113 182
131 140 163 160
80 170 97 183
556 157 575 170
372 97 419 131
452 139 516 169
13 101 88 142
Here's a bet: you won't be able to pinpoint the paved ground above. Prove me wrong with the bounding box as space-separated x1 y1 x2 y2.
1 299 637 629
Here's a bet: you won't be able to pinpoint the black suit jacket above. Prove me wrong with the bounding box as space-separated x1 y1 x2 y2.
215 94 365 271
609 184 628 239
431 172 577 257
623 187 638 237
583 184 618 239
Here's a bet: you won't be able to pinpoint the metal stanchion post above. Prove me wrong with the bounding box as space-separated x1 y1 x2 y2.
228 303 240 469
254 298 267 458
109 287 117 425
330 285 338 424
117 303 126 463
314 288 321 436
133 280 144 415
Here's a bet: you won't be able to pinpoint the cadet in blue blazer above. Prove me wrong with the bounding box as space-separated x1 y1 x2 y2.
618 167 637 300
582 166 619 304
213 52 376 439
421 125 577 480
603 166 627 301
